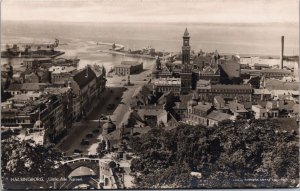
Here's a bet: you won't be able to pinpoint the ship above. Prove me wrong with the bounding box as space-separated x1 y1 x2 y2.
1 39 64 58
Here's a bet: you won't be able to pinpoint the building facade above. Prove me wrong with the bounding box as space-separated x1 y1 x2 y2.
115 61 143 76
197 84 253 102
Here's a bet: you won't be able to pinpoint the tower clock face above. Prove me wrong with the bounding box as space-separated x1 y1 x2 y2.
184 40 189 45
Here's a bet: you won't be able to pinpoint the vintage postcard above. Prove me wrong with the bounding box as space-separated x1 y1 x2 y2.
1 0 299 190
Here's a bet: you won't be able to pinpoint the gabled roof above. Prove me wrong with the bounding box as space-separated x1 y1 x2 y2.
137 107 166 119
293 104 299 114
228 102 248 113
219 60 240 78
173 94 193 109
157 91 174 105
202 66 218 74
90 65 105 77
72 67 96 89
214 96 226 108
207 111 232 122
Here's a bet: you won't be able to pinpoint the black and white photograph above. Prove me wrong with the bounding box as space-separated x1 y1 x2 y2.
0 0 299 190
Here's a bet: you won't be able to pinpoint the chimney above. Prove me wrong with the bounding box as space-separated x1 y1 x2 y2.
280 36 284 69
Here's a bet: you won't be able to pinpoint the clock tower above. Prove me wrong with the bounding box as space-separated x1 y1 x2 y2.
182 28 191 65
180 28 192 94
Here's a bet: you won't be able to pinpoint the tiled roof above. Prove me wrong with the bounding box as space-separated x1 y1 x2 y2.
7 83 22 91
254 63 270 67
194 102 213 112
293 104 299 114
228 102 248 113
44 87 70 95
207 111 232 121
137 107 166 119
90 65 105 77
261 69 291 74
214 96 225 107
21 83 47 91
202 66 219 75
211 84 252 90
265 80 299 91
258 100 296 111
219 60 240 78
72 67 96 89
174 94 193 109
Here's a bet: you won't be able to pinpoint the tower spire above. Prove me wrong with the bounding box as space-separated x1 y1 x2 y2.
183 28 189 37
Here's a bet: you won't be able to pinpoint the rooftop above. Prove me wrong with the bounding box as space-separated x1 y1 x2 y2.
207 111 232 121
219 60 240 78
228 102 248 113
22 83 47 91
261 68 292 74
211 84 252 90
153 78 181 86
137 107 166 117
44 87 70 95
121 61 142 67
49 66 77 74
194 102 213 112
7 83 22 91
254 63 270 67
174 94 193 109
254 89 271 94
72 67 96 89
214 96 226 107
115 64 132 68
8 93 41 102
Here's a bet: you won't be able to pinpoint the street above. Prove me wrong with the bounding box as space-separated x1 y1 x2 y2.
57 87 126 155
56 67 153 156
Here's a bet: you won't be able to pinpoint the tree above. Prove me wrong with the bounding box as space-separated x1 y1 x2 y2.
129 119 299 188
2 137 66 189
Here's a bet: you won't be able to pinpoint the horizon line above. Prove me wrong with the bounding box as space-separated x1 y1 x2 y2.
2 19 299 25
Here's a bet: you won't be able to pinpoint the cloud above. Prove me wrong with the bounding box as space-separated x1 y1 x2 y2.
2 0 298 23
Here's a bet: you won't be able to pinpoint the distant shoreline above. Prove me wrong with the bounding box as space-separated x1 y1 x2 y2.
2 20 298 26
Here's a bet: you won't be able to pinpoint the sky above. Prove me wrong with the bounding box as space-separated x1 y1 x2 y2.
1 0 299 23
